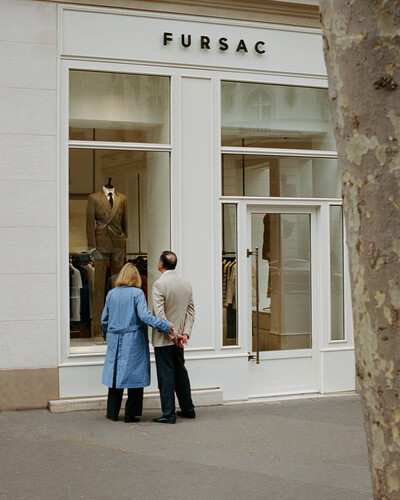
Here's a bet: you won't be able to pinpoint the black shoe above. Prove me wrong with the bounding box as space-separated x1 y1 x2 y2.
177 410 196 419
152 416 176 424
124 416 140 423
106 414 118 421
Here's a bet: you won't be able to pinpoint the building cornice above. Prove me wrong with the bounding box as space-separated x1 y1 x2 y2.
44 0 320 28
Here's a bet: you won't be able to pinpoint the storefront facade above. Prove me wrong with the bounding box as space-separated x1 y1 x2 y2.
0 0 355 410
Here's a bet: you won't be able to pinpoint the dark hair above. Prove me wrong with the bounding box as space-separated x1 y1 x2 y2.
160 251 177 270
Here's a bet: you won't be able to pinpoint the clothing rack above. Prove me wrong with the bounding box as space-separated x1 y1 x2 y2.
69 252 94 264
126 252 147 257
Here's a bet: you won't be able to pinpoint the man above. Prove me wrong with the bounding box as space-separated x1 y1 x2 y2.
152 251 195 424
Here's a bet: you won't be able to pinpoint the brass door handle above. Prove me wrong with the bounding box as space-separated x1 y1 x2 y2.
247 247 260 364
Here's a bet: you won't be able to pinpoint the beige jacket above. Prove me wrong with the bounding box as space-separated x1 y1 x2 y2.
152 271 195 347
86 190 128 254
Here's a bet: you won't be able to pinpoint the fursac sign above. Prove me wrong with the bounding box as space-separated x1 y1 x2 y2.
62 8 327 74
163 32 266 54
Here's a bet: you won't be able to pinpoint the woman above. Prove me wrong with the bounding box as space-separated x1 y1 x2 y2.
101 263 172 422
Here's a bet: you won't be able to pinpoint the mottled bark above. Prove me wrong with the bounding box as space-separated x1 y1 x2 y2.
319 1 400 497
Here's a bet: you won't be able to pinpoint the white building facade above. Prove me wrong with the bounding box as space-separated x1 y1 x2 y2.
0 0 355 410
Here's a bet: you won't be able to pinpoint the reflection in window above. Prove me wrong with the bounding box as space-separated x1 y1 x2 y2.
222 204 238 346
246 88 272 121
330 206 345 341
69 150 170 349
222 155 340 198
221 81 335 150
69 70 170 144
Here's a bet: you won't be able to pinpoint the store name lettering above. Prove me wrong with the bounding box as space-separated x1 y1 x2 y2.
163 32 266 54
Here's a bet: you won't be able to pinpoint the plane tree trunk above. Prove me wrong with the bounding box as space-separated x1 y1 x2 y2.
319 1 400 497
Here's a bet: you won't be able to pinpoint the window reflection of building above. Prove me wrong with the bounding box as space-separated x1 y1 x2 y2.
285 86 297 107
245 88 273 121
221 90 234 113
221 81 336 151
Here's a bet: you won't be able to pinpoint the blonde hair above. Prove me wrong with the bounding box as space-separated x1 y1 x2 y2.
114 263 142 288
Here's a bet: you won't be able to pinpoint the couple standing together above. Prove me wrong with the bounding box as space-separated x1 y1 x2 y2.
101 251 195 424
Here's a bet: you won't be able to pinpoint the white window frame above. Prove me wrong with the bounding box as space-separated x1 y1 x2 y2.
58 59 180 366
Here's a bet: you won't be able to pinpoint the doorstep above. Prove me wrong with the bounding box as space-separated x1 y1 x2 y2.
48 387 223 413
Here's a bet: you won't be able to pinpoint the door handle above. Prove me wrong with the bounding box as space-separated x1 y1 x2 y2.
247 247 260 364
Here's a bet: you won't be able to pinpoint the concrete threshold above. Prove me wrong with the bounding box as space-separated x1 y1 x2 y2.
224 390 357 405
49 388 357 412
48 387 223 413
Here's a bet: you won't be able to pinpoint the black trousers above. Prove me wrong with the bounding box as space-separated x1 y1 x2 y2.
154 344 194 418
107 387 144 419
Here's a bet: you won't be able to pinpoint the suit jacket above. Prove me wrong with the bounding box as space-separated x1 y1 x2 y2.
152 271 195 347
86 190 128 253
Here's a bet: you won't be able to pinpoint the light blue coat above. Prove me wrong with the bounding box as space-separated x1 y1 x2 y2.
101 286 171 389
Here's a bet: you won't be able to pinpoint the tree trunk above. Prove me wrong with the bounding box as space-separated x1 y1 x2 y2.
319 1 400 497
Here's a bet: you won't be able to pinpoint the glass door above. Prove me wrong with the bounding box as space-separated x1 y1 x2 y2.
248 209 313 360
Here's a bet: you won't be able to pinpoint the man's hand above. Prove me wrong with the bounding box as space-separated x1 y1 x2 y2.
168 323 174 335
173 334 188 348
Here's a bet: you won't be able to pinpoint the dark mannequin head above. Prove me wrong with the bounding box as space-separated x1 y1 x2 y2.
104 177 113 189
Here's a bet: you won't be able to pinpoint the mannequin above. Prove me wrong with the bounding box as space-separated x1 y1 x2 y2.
86 178 128 337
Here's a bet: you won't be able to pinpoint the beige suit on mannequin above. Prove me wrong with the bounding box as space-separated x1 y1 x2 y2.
86 190 128 337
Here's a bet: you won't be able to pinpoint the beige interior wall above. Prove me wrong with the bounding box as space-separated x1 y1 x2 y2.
43 0 320 28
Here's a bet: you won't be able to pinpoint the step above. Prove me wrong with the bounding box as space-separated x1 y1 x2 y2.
48 387 223 413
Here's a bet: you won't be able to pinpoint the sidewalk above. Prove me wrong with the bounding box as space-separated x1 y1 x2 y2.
0 394 372 499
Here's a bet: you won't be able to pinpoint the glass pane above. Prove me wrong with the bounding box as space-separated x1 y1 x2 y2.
222 155 340 198
251 212 311 351
221 81 335 151
222 204 237 346
69 149 170 351
330 206 344 340
69 70 170 144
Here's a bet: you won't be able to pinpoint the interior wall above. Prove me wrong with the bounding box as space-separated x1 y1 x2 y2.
146 152 171 311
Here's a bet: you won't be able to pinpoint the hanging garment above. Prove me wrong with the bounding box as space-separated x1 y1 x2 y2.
223 260 233 307
226 263 236 309
83 263 95 318
70 263 82 322
222 260 228 305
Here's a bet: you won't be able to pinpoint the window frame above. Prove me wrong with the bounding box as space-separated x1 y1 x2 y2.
59 60 176 364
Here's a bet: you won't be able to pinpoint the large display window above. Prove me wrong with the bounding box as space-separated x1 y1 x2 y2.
221 81 335 151
330 205 345 341
68 70 171 350
222 155 340 198
69 71 170 143
222 204 238 346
